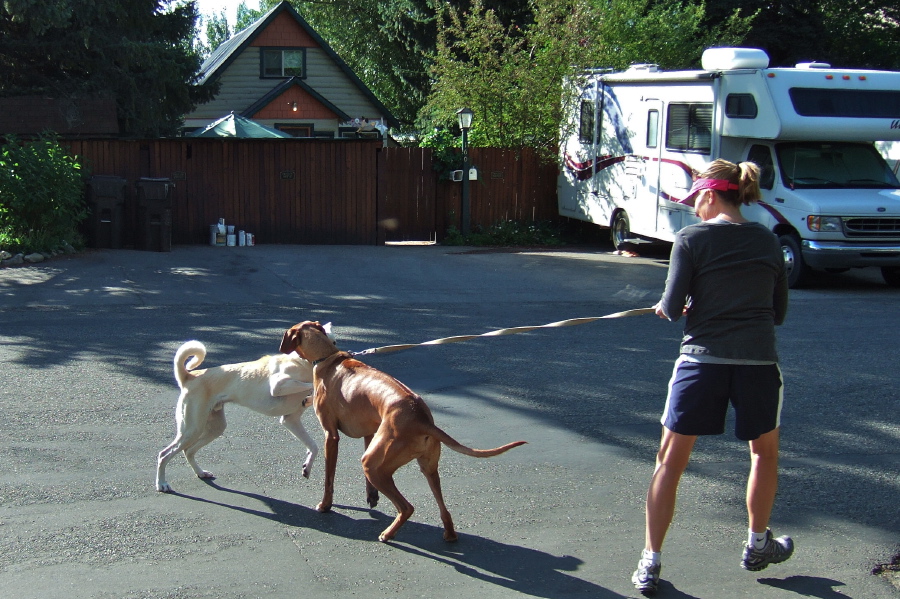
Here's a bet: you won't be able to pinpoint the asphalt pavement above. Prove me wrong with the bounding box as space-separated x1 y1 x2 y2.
0 243 898 599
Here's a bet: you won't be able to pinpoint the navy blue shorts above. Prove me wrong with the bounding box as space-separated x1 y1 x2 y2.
662 357 783 441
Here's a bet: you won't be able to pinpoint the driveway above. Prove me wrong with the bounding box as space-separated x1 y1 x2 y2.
0 244 897 598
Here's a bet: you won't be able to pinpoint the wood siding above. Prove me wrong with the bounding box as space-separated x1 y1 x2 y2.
64 140 559 247
186 49 388 128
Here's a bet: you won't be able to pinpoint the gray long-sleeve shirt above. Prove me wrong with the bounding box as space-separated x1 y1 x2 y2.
659 218 788 362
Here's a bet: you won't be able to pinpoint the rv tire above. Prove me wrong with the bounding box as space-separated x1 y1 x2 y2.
882 267 900 287
611 211 631 251
779 234 808 288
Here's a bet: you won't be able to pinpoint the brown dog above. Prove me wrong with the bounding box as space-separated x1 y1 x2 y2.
280 321 526 542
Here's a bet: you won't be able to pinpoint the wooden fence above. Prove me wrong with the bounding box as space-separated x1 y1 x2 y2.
62 139 559 246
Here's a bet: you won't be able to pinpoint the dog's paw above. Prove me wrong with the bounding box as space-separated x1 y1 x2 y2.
315 501 332 513
366 490 379 509
197 471 216 480
443 530 459 543
156 482 172 493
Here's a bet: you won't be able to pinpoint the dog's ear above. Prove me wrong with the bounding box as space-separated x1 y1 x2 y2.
322 322 333 338
279 328 297 354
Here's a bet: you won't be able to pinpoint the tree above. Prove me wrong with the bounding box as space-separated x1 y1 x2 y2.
196 9 232 58
222 1 536 129
421 0 750 159
0 0 216 137
580 0 749 71
703 0 900 69
818 1 900 69
421 0 587 155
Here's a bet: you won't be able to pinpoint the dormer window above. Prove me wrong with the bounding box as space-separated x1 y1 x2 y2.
261 48 305 78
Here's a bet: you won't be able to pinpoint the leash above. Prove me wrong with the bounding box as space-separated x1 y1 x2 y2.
350 306 657 357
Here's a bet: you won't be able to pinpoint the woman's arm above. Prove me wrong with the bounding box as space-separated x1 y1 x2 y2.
658 234 693 321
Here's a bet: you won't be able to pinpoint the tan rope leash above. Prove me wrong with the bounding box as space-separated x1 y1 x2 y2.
351 306 657 357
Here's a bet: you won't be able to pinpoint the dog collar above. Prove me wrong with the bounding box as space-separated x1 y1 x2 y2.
312 358 328 366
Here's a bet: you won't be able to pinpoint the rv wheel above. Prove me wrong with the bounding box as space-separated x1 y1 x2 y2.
611 211 631 251
882 267 900 287
779 234 808 288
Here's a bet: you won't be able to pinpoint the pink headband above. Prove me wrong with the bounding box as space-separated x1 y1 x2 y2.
680 178 739 206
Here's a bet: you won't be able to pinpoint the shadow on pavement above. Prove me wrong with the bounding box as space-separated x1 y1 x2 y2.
172 480 630 599
758 575 849 598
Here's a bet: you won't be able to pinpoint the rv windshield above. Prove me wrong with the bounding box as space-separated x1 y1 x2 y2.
776 142 900 190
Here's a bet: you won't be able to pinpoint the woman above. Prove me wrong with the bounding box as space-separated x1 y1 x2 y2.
632 159 792 595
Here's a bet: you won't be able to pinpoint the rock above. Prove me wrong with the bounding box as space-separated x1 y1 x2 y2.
24 252 45 263
2 253 24 266
62 240 76 254
0 250 10 261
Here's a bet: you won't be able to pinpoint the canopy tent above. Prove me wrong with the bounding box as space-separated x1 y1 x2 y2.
189 112 292 138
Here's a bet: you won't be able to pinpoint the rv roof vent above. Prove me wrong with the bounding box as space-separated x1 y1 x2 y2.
627 63 659 73
701 47 769 71
795 62 832 69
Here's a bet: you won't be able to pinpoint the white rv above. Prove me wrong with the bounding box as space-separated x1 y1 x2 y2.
559 47 900 287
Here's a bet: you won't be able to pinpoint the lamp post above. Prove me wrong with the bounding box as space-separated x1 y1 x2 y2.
456 107 474 236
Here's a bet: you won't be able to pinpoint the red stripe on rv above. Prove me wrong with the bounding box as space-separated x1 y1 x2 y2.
756 201 790 224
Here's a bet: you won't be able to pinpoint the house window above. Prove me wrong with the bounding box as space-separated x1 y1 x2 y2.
277 124 313 137
666 103 713 154
261 48 305 78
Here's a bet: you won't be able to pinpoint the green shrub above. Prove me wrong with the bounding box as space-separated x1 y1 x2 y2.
442 219 565 247
0 135 88 254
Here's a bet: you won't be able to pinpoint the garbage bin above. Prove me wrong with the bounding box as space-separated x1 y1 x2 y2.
135 178 173 252
86 175 126 249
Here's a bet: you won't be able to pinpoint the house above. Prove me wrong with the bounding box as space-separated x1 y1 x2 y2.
182 1 399 138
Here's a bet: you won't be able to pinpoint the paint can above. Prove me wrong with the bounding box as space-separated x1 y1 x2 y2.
216 218 226 246
238 230 246 246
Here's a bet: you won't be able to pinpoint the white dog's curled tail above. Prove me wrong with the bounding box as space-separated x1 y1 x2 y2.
174 340 206 389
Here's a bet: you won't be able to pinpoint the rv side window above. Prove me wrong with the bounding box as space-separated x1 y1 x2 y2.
789 88 900 118
666 103 712 154
747 145 775 190
726 94 758 119
579 100 595 143
647 110 659 148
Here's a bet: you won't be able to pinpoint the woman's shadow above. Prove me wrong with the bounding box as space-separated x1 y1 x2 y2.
173 480 634 599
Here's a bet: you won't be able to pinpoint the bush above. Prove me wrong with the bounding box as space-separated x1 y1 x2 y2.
0 135 88 254
442 219 566 247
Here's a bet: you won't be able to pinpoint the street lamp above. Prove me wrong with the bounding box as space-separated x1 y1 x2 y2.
456 107 474 235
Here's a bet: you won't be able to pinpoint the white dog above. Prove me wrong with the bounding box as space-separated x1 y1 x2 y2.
156 340 318 493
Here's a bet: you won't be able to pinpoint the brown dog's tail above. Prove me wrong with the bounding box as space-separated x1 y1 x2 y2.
429 425 527 458
173 340 206 390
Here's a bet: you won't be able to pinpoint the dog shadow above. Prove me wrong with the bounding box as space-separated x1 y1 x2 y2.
171 481 627 598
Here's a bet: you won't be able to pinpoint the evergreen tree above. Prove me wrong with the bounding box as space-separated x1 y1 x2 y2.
0 0 215 137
